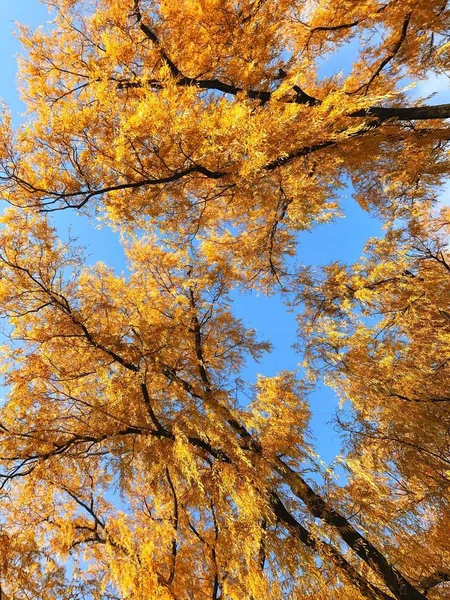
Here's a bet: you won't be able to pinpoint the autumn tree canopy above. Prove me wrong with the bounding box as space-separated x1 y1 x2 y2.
0 0 449 598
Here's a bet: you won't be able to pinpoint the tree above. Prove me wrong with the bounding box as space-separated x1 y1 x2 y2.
0 0 449 598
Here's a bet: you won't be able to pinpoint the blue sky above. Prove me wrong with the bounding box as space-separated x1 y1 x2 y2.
1 0 439 467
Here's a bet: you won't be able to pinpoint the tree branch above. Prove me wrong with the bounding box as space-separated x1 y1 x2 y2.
349 104 450 120
273 457 427 600
270 492 394 600
164 467 178 586
40 165 224 211
353 13 411 94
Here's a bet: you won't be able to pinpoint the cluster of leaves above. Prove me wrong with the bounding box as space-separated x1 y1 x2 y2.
0 0 449 598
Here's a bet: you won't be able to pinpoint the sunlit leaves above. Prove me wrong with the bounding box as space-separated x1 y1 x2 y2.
0 0 449 598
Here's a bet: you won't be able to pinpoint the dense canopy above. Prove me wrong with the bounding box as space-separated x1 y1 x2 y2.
0 0 449 598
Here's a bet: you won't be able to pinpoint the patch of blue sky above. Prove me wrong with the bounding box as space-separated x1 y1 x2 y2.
0 0 52 119
232 193 381 465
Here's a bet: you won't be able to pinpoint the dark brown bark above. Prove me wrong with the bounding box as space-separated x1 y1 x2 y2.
271 492 394 600
349 104 450 120
274 457 427 600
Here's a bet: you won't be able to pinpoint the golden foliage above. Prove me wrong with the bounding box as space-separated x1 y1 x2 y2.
0 0 449 598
